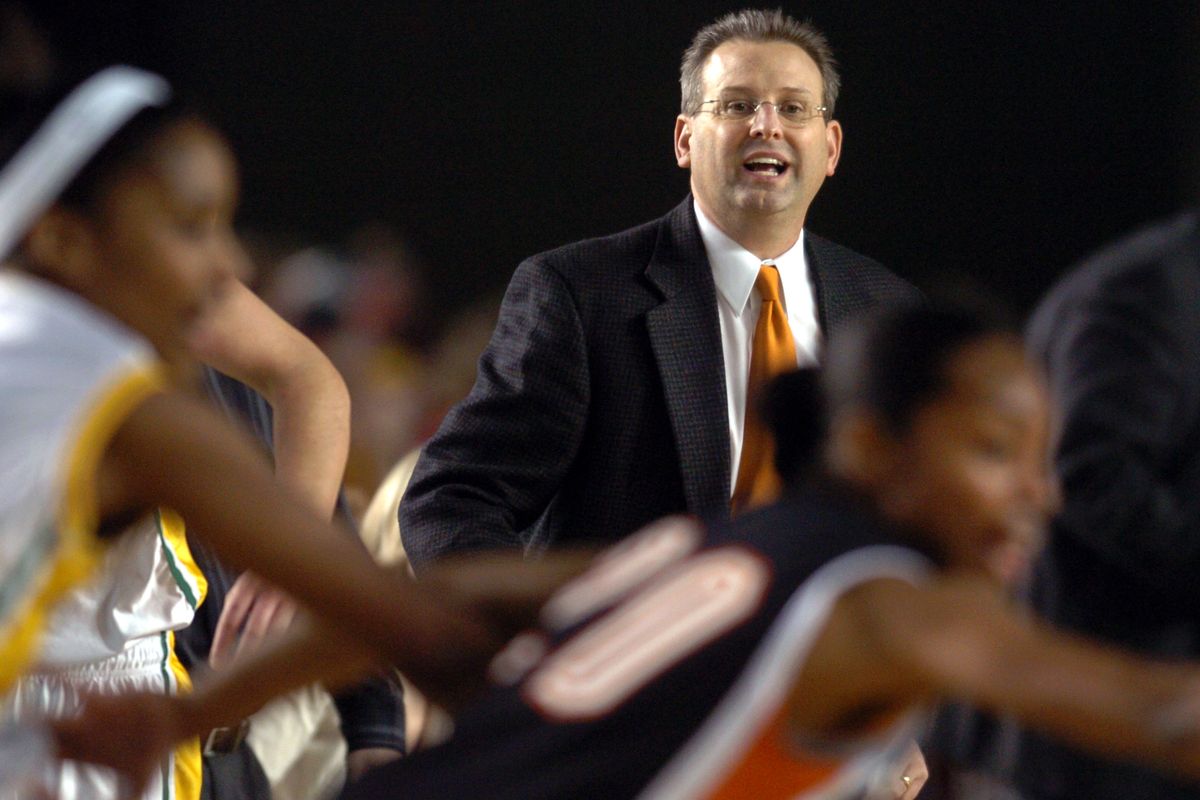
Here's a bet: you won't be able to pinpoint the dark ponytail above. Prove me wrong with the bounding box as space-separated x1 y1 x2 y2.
825 302 1016 435
764 367 827 486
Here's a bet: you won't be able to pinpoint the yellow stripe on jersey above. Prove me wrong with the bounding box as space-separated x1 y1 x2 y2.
60 364 167 548
0 365 165 692
157 509 208 612
166 630 202 800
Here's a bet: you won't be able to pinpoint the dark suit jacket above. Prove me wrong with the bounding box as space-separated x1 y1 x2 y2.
1018 210 1200 799
400 197 919 569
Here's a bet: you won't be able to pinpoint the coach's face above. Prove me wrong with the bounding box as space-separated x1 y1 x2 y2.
675 39 842 249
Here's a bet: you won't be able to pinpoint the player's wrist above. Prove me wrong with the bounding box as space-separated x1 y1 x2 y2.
346 746 403 780
174 693 217 744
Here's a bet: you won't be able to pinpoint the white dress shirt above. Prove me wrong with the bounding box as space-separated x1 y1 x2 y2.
693 201 822 494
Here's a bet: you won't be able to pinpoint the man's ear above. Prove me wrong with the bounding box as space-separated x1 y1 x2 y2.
824 119 843 177
24 207 98 287
674 115 692 168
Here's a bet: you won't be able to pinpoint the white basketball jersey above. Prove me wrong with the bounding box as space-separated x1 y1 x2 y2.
0 272 204 682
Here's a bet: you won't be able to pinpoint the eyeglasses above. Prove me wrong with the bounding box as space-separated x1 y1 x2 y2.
697 98 828 127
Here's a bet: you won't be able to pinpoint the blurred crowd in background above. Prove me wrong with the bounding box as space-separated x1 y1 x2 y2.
1 0 499 511
244 225 499 511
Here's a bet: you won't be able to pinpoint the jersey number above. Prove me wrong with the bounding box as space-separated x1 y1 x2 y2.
524 547 769 720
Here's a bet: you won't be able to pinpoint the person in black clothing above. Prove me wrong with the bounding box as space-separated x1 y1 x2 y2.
1015 211 1200 800
398 8 919 568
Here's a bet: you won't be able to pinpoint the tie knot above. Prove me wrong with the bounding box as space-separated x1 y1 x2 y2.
755 263 784 304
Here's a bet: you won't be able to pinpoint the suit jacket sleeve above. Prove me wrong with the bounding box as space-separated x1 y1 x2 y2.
1030 242 1200 585
400 256 590 569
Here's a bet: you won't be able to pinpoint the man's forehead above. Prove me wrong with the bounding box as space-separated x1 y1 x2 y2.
701 40 822 94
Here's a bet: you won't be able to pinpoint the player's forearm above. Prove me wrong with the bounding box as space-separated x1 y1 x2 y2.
966 620 1200 779
870 580 1200 780
422 549 596 636
267 347 351 517
229 293 350 517
111 392 503 686
175 616 378 740
187 279 351 517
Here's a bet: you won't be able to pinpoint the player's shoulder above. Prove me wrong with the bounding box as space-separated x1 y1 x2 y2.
0 272 155 394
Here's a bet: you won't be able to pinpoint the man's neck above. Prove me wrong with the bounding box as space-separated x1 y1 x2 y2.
731 228 802 261
694 199 804 260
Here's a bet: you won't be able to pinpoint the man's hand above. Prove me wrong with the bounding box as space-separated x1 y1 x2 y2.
210 572 297 669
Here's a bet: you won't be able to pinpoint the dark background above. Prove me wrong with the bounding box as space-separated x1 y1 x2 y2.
23 1 1200 320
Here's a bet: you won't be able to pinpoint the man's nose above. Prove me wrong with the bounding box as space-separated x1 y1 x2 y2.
749 102 784 138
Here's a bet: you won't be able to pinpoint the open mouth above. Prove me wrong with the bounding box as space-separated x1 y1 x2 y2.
743 156 788 177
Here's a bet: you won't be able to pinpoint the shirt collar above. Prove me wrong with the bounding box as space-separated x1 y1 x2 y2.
694 199 808 319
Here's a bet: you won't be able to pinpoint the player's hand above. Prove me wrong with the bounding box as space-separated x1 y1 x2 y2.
210 571 297 669
346 746 403 781
53 691 184 796
884 739 928 799
866 738 927 799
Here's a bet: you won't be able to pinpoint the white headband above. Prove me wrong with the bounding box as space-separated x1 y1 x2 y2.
0 65 171 260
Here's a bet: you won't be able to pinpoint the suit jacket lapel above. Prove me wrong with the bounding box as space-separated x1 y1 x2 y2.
644 199 730 520
806 232 865 335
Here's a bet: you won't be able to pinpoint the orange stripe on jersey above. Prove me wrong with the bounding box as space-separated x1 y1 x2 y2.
705 708 841 800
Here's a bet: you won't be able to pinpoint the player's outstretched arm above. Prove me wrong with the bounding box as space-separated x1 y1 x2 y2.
54 549 596 791
98 388 503 697
419 548 597 639
54 613 378 794
807 576 1200 781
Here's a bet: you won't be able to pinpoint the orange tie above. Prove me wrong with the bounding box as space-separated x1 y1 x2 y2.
732 263 797 513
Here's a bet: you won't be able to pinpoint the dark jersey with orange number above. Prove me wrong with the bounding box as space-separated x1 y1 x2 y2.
344 487 932 800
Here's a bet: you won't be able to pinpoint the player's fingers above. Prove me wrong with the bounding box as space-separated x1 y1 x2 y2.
895 742 927 799
211 574 264 668
273 598 298 631
241 595 283 645
233 588 296 661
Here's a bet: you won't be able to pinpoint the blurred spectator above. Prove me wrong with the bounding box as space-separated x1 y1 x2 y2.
0 2 53 97
1017 210 1200 800
414 295 501 443
254 224 495 509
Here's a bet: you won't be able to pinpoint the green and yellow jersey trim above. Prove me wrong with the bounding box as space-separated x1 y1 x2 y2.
0 364 165 691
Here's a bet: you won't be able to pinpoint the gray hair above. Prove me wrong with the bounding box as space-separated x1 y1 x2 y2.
680 8 840 120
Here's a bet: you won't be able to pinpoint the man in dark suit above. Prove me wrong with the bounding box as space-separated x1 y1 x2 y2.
1016 211 1200 799
400 8 919 568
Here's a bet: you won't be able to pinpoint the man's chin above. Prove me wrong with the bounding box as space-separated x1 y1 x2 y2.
731 188 799 217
